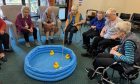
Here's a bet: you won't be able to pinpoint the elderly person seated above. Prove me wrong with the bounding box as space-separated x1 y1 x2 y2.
42 5 59 44
86 21 140 83
64 5 84 45
15 6 39 47
81 8 123 57
82 11 106 49
0 18 11 62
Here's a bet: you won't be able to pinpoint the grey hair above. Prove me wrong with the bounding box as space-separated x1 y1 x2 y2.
21 6 30 18
115 21 131 34
71 5 78 11
106 8 116 15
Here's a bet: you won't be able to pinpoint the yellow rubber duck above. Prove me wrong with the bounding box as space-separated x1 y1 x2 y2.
65 54 70 60
50 50 54 56
53 62 59 69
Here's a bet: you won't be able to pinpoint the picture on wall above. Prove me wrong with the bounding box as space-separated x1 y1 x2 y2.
79 0 83 6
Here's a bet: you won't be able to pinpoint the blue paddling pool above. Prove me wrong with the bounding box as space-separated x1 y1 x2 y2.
24 45 77 81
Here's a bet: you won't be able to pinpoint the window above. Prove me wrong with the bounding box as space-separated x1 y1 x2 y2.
40 0 48 6
26 0 38 14
0 1 3 18
0 8 4 18
5 0 21 5
56 0 66 7
59 8 66 20
0 0 3 6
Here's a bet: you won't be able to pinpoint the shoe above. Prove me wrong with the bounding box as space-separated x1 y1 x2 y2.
25 42 31 47
81 52 91 57
64 40 68 44
45 40 49 44
4 49 13 52
0 56 7 62
82 44 88 49
34 40 41 46
50 39 54 43
68 41 72 45
85 68 94 73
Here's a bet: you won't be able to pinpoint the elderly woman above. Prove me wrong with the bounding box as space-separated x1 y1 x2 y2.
82 11 106 49
15 6 39 47
42 0 58 44
86 21 140 82
64 5 84 45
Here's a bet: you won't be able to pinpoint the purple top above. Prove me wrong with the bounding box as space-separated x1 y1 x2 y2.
15 13 33 32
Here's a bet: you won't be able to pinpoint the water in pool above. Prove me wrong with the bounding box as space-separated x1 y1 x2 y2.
29 52 71 71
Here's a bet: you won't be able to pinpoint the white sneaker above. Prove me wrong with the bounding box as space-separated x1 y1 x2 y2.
34 40 41 46
25 42 31 47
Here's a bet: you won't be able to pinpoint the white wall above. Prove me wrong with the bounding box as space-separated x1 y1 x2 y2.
73 0 140 18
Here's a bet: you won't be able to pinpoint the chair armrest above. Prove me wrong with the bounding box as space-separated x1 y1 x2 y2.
133 65 140 69
4 20 13 34
4 20 19 44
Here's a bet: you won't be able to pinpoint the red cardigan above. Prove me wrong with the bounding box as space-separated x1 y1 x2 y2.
0 18 6 32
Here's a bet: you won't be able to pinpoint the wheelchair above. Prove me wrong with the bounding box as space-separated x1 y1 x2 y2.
88 61 140 84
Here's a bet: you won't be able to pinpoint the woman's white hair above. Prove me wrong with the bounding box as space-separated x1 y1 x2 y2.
106 8 116 15
21 6 30 18
115 21 131 34
71 5 78 11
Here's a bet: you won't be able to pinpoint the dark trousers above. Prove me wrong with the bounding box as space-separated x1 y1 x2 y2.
93 53 124 78
64 25 78 42
88 36 120 54
82 29 100 46
21 28 37 42
0 33 9 53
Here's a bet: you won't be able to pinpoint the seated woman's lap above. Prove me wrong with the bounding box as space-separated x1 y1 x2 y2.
93 53 115 69
98 39 119 47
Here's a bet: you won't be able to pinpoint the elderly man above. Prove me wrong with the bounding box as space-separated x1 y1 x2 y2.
81 8 123 57
64 5 84 45
82 11 106 49
42 0 61 44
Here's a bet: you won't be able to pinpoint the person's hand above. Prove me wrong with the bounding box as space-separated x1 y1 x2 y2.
27 28 33 33
51 22 55 25
111 34 119 40
73 23 78 26
63 27 66 32
111 45 119 51
110 48 122 57
91 26 96 29
25 25 29 29
110 49 117 55
0 30 5 35
100 28 107 37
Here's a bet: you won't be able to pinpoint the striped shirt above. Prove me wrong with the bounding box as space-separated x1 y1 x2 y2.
114 40 135 64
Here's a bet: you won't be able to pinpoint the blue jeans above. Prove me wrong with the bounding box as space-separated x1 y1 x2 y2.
64 25 78 42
